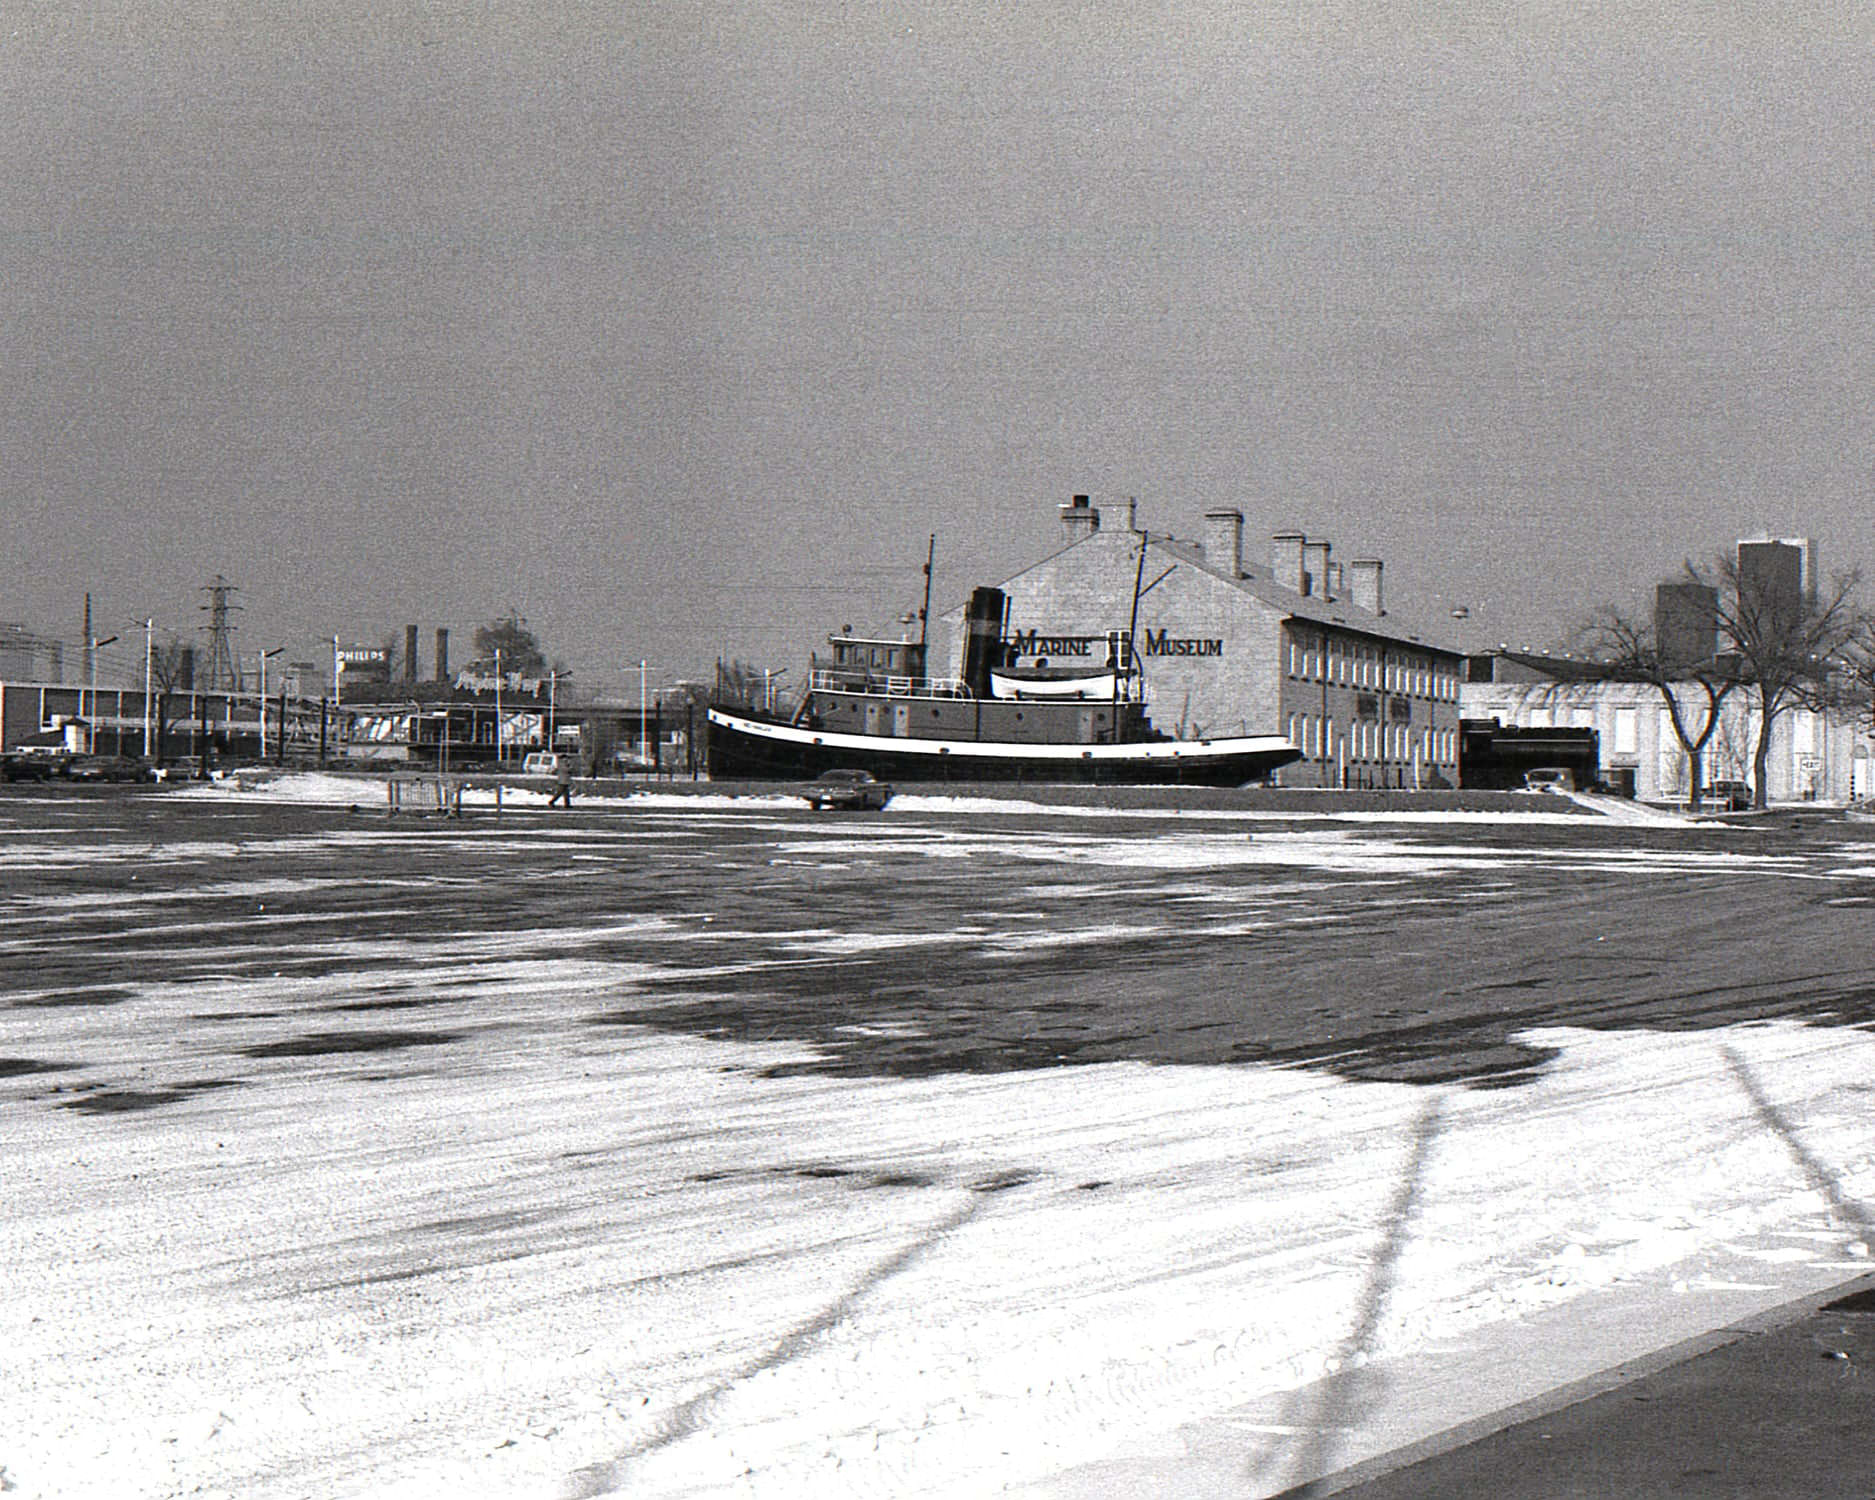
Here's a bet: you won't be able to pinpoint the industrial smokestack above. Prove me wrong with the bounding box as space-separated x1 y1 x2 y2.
434 628 449 682
405 625 419 684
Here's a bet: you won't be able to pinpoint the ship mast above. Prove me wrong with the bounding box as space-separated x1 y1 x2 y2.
1116 535 1148 738
918 534 934 655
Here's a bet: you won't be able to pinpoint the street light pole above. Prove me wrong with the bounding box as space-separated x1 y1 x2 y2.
494 648 503 763
141 618 154 759
330 636 341 767
258 647 283 758
89 633 119 752
639 659 648 771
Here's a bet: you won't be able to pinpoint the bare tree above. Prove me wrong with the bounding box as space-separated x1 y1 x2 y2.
1572 606 1743 809
1702 556 1863 809
146 636 198 766
473 616 546 676
1842 621 1875 734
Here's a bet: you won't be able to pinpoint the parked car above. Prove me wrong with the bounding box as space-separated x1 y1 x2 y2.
802 768 893 811
63 756 157 784
1705 779 1753 812
1 753 57 782
1519 767 1576 794
521 752 567 777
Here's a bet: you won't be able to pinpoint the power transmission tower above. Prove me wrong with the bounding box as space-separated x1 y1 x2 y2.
199 576 243 691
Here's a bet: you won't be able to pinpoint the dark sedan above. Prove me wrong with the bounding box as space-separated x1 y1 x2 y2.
64 756 158 784
1 754 60 782
802 769 893 811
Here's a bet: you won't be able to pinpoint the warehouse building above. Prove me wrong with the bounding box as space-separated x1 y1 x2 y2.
932 496 1467 788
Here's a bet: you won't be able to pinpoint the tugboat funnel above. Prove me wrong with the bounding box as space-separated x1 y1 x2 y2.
960 587 1007 699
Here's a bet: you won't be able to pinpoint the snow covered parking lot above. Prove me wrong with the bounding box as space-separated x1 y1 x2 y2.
3 779 1873 1497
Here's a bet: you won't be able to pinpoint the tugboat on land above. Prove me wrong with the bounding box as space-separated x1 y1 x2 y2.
706 585 1299 786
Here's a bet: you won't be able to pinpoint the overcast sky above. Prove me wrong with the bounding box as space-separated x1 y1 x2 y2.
5 2 1871 694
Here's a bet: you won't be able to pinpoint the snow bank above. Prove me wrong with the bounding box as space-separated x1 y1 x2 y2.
6 1013 1871 1500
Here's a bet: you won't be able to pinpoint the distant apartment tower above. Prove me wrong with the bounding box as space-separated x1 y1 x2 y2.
1737 537 1816 635
1655 582 1718 669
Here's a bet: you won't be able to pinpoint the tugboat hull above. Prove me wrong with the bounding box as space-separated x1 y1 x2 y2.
706 708 1298 787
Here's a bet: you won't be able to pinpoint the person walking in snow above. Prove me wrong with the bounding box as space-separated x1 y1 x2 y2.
548 756 574 808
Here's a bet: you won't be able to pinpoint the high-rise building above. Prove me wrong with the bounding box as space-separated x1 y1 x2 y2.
1736 537 1816 636
1655 582 1718 669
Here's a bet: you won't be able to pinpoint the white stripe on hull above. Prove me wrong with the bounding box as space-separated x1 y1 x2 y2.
706 708 1294 765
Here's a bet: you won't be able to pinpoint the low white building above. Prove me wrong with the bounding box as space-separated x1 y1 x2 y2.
1462 653 1874 804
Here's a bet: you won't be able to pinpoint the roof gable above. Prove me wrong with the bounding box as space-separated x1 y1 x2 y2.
1148 534 1462 658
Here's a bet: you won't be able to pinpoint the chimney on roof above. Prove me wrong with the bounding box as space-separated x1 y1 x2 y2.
1272 533 1306 594
1327 560 1344 597
1059 493 1100 542
1348 559 1385 615
405 625 419 684
1302 539 1332 598
434 628 449 682
1203 509 1244 577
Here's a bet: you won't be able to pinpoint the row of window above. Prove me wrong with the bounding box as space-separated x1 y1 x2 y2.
1286 634 1457 700
1286 713 1457 765
834 643 916 672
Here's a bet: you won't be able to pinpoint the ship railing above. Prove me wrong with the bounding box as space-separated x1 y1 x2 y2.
808 669 972 699
884 675 970 698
